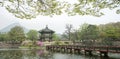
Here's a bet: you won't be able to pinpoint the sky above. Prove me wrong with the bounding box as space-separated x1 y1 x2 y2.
0 0 120 34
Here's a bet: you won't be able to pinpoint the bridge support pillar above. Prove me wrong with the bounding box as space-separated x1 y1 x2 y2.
85 50 92 56
57 48 60 52
69 49 72 53
51 47 54 51
67 48 72 53
100 51 108 57
61 48 65 53
74 49 81 54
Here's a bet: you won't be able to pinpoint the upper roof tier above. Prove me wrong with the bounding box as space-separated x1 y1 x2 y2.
39 25 54 33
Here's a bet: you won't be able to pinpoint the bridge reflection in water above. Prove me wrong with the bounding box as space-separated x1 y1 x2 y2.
46 45 120 57
0 48 120 59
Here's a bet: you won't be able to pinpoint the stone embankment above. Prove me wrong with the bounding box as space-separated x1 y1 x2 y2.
0 42 20 48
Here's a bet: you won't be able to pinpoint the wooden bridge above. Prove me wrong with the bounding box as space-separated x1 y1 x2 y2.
46 45 120 57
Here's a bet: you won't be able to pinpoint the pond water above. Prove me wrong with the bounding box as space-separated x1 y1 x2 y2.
0 49 120 59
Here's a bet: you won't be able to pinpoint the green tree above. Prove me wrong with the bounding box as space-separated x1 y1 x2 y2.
0 33 9 42
67 0 120 17
61 33 69 40
79 23 89 42
0 0 119 19
8 26 25 44
79 24 99 46
65 24 73 41
86 25 99 45
70 29 80 43
27 30 38 41
53 34 60 41
99 22 120 46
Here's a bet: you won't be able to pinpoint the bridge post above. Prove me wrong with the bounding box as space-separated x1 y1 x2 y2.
61 46 66 53
100 51 108 57
85 50 92 56
70 49 72 53
89 50 92 55
74 49 81 54
56 47 59 52
61 48 63 52
52 46 54 51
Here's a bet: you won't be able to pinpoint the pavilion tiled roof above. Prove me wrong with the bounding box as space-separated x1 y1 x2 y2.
39 25 54 33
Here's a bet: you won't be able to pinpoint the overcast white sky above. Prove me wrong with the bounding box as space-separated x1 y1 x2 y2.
0 0 120 34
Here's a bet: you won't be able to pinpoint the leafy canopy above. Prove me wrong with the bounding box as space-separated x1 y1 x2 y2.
0 0 120 19
27 30 38 41
8 26 25 43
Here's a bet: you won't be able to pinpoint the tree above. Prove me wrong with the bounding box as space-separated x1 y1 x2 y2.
0 0 64 19
99 22 120 46
86 25 99 45
53 34 60 41
0 0 120 19
65 24 73 41
27 30 38 41
79 23 89 42
61 33 69 40
70 29 80 43
67 0 120 17
79 24 99 46
8 26 25 44
0 33 9 42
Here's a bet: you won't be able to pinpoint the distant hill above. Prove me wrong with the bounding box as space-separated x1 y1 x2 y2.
0 23 29 33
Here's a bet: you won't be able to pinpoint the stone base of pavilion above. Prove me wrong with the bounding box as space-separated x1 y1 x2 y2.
43 41 54 46
43 40 73 46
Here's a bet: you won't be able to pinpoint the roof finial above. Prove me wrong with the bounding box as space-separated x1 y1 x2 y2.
46 25 48 29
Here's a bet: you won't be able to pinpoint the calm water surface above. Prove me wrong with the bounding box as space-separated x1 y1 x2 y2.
0 49 120 59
